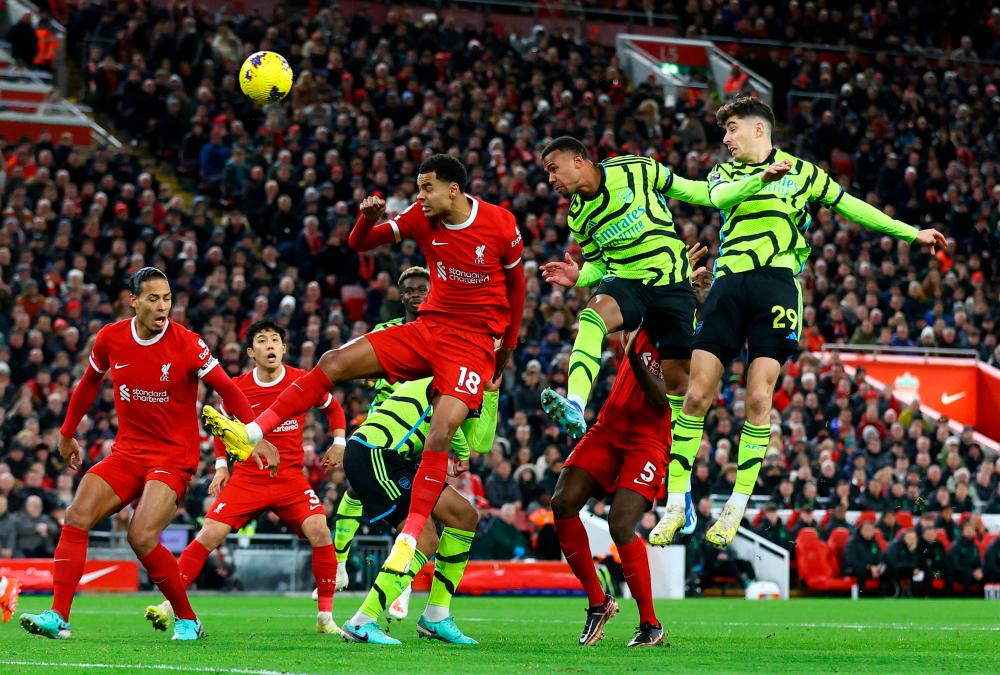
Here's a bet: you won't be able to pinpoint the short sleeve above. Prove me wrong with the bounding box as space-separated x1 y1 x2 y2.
502 215 523 270
388 202 427 243
808 163 844 207
89 326 110 373
190 332 220 379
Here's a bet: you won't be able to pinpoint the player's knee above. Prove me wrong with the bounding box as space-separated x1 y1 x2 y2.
745 388 774 422
608 514 639 547
196 524 228 551
302 518 332 546
127 527 159 557
63 503 96 531
456 504 480 532
318 350 347 381
683 380 713 415
550 490 577 520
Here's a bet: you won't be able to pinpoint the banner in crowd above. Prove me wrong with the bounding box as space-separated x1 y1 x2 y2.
0 559 139 592
834 353 1000 446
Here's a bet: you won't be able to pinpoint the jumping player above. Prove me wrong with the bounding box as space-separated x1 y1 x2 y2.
20 267 277 641
651 95 946 548
204 155 524 576
143 320 347 635
333 265 430 600
538 136 785 438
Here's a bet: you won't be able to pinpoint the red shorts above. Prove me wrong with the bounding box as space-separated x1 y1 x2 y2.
564 423 669 503
365 318 495 409
88 451 192 506
206 471 323 536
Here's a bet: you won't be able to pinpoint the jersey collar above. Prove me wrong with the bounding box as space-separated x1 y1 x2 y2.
130 316 170 346
442 194 479 230
738 146 778 169
253 365 286 387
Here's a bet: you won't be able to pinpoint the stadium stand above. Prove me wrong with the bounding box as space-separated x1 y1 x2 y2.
0 2 997 596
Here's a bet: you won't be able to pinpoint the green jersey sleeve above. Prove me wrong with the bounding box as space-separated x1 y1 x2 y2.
831 192 917 243
450 426 471 461
807 164 845 206
459 390 500 454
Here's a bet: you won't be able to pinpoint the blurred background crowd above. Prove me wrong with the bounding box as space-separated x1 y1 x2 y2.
0 2 998 592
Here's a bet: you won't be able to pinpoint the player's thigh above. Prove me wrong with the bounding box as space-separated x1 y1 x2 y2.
64 471 126 530
362 321 433 383
431 485 479 532
642 281 697 362
561 426 622 512
319 335 388 381
551 466 604 519
430 328 494 414
745 268 802 366
592 277 638 331
270 475 327 540
128 479 181 554
342 441 410 526
608 487 653 545
614 442 667 508
691 274 747 366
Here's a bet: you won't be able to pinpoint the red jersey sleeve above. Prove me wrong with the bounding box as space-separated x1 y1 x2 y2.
501 215 524 270
88 326 111 373
390 202 428 243
187 332 220 379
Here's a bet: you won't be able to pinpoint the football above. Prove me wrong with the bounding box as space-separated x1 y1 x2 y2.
238 51 293 104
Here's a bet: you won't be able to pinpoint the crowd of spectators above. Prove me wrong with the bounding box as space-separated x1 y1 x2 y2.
0 2 998 573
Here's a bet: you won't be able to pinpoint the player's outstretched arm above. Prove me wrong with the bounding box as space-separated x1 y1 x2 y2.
831 192 946 252
347 195 398 251
664 174 713 207
708 159 793 209
624 330 669 407
59 366 105 470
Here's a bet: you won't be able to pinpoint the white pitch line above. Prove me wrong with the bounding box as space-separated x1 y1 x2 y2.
0 662 308 675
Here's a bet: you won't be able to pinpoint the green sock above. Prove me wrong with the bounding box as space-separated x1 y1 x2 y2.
426 528 474 617
334 494 363 564
357 549 429 622
734 423 770 495
567 308 607 408
667 412 704 494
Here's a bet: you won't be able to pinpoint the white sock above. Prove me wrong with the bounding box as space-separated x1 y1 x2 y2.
727 492 750 513
568 394 585 412
246 421 263 445
350 610 377 626
317 611 333 623
666 492 685 508
422 604 449 623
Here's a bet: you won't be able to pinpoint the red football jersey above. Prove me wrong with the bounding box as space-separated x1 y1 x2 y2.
224 365 333 480
596 330 671 445
89 318 219 471
388 196 523 336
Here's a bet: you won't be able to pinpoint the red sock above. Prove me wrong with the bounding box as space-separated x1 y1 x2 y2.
554 516 605 606
312 544 337 613
256 367 332 434
618 536 658 626
177 540 211 589
52 525 89 620
399 450 448 540
140 545 196 621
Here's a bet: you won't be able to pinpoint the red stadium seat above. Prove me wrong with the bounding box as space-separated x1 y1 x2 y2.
786 510 800 529
827 527 851 570
873 530 887 551
752 510 765 528
856 510 877 525
795 528 855 593
936 530 951 552
979 533 997 558
895 512 914 529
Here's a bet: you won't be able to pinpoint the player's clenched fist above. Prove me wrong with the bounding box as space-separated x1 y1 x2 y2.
360 195 386 221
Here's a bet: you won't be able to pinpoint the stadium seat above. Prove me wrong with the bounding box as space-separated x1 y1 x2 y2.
794 528 855 593
936 530 951 552
895 512 914 529
827 527 851 569
786 510 800 529
340 285 367 322
856 511 877 525
873 530 887 551
978 533 996 558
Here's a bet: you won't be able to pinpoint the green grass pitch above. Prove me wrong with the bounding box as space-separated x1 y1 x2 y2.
1 593 997 673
